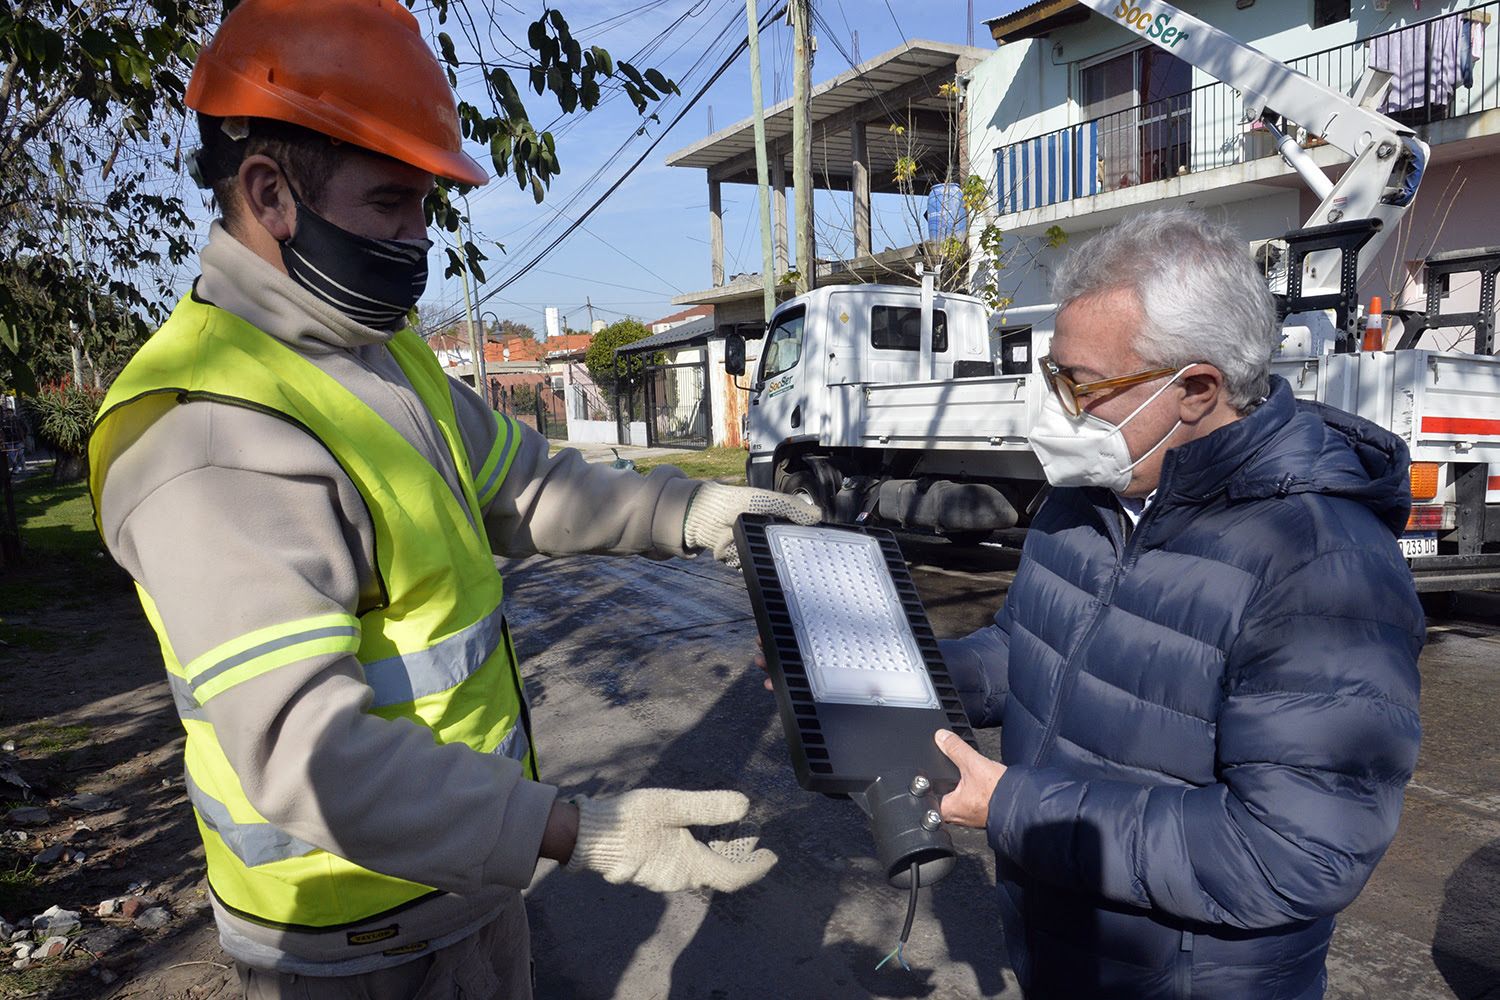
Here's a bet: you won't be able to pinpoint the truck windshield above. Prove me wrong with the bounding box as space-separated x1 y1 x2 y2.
761 308 806 379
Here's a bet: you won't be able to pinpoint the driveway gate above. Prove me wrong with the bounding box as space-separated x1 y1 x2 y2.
536 382 567 441
643 360 710 449
488 380 566 440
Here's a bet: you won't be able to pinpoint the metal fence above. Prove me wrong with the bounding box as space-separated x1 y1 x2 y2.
537 383 567 440
613 383 646 445
996 2 1500 215
488 380 568 440
644 361 710 449
1 410 24 473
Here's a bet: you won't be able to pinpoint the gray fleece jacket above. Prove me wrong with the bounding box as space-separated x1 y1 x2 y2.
94 222 701 975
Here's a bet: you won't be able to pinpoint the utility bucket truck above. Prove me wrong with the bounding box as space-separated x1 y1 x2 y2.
723 0 1500 594
726 275 1052 542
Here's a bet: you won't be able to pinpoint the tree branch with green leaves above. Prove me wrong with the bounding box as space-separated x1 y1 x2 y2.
0 0 677 385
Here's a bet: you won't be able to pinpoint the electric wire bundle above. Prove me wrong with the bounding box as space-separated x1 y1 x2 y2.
875 862 922 972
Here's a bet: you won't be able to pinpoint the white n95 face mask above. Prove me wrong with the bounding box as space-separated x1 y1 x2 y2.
1027 367 1190 493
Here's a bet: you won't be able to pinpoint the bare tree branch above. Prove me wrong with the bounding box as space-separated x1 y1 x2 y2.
1 85 76 169
0 60 19 133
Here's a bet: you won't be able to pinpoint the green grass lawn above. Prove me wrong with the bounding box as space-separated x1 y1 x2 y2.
1 464 122 651
635 447 747 484
10 467 99 560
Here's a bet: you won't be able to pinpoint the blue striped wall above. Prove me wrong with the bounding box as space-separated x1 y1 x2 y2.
996 122 1100 215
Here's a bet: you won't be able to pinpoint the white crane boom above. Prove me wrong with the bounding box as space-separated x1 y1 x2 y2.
1074 0 1429 299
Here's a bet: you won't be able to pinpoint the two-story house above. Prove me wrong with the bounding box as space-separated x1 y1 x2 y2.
967 0 1498 344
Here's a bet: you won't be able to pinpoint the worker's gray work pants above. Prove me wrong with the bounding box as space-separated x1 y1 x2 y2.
236 894 532 1000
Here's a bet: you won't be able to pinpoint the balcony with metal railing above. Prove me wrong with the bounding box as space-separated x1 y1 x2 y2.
995 3 1500 217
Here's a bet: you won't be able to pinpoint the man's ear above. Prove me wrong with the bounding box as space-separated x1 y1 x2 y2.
1178 364 1224 424
238 154 296 243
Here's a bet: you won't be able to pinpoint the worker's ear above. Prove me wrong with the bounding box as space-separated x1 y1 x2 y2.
239 154 298 243
1176 364 1224 425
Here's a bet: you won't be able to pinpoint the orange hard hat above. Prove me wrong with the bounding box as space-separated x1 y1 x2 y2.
186 0 488 186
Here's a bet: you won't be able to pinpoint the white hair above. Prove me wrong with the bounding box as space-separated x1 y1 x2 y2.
1051 208 1278 411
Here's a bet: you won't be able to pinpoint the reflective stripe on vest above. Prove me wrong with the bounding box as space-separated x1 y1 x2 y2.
89 296 535 932
474 413 520 507
186 770 318 867
363 601 505 707
185 613 362 704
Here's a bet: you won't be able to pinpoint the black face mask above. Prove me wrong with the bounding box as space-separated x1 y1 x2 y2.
279 192 433 332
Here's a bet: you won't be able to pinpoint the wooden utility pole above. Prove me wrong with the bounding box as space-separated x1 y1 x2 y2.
459 197 486 396
791 0 814 294
746 0 776 321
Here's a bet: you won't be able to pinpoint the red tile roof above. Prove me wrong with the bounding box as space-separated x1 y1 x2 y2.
425 330 593 365
649 304 713 328
484 338 545 362
542 333 593 357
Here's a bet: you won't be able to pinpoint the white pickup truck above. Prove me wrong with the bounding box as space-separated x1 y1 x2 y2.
728 277 1055 543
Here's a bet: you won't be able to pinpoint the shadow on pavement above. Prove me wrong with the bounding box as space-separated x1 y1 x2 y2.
527 665 1009 998
1432 837 1500 999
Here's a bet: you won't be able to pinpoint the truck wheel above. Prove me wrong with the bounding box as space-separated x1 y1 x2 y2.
779 470 831 520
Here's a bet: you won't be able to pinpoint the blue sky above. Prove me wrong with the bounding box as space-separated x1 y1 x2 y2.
410 0 1032 333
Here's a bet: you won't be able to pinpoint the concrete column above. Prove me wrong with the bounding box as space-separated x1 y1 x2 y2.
709 178 725 286
772 154 788 276
851 121 871 260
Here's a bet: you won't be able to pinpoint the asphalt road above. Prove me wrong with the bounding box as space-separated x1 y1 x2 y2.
501 539 1499 999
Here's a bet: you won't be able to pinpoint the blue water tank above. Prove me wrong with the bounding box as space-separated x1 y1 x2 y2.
926 183 967 241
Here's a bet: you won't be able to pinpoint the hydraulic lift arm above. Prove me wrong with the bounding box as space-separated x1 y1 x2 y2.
1073 1 1429 299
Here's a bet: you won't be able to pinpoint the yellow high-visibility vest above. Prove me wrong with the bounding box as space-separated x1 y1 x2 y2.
89 294 533 931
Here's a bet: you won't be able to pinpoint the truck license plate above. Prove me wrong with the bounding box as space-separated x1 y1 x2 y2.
1399 532 1438 558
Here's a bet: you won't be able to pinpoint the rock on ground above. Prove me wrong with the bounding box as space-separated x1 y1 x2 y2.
32 905 80 934
134 906 171 930
6 806 50 826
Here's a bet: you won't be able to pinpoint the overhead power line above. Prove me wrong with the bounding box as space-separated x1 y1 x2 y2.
463 0 736 213
436 4 786 326
452 0 744 301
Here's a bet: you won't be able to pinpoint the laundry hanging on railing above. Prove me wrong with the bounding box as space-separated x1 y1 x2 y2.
1461 17 1487 88
1368 13 1474 113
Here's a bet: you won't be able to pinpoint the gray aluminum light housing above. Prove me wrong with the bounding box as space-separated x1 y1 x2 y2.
735 515 976 886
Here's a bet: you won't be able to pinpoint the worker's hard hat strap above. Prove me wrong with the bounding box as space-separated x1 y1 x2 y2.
277 184 432 333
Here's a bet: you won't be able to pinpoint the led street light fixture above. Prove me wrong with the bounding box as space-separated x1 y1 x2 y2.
763 525 941 711
734 515 977 892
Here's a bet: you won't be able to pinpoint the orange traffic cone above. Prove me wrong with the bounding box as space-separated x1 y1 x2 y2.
1362 296 1385 351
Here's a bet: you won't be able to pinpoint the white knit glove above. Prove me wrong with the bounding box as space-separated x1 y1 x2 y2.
683 483 822 567
565 789 777 893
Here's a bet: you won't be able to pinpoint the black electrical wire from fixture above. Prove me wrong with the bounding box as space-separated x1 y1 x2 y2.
877 861 922 973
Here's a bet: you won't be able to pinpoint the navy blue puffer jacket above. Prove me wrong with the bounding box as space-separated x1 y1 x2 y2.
940 377 1424 1000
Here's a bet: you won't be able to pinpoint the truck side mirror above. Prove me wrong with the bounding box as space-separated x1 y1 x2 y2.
725 333 747 376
